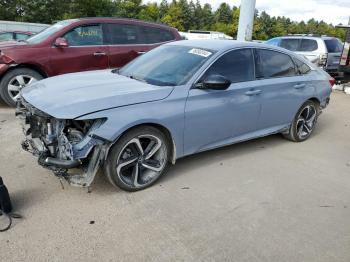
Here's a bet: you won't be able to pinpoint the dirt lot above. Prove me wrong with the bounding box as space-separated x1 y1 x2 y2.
0 91 349 262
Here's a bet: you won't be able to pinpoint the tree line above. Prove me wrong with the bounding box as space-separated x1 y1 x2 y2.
0 0 346 40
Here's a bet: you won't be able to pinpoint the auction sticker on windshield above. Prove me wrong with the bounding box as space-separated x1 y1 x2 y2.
189 48 212 57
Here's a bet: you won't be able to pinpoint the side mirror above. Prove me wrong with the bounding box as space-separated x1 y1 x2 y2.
54 37 69 48
199 74 231 90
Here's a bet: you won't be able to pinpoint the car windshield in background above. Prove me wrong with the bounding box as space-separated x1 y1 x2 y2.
119 45 215 86
26 19 78 44
324 39 343 53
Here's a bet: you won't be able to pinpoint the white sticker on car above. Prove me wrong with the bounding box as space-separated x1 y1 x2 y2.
188 48 212 57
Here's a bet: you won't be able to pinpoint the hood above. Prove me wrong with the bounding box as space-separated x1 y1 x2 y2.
21 70 174 119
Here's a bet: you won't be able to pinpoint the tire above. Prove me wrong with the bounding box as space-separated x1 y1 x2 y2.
0 68 43 107
104 126 171 192
283 100 320 142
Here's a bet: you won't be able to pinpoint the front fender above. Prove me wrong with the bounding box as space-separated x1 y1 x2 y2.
76 98 186 159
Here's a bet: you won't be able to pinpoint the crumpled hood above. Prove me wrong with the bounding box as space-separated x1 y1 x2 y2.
21 70 174 119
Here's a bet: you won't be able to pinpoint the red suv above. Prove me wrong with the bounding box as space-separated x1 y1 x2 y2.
0 18 181 106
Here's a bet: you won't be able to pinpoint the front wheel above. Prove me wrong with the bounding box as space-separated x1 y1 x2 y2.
283 100 320 142
104 126 171 191
0 68 43 107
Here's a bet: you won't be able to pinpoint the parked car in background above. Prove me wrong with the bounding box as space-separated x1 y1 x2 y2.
0 18 181 106
0 30 34 42
265 35 343 77
16 40 333 191
335 25 350 82
180 30 233 40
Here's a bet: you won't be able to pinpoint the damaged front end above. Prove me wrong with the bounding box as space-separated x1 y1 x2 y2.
16 99 108 187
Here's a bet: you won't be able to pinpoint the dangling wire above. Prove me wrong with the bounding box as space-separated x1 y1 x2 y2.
0 211 22 232
0 211 11 232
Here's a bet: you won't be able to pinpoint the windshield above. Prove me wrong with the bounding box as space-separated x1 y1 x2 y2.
324 38 343 53
119 45 215 86
26 19 78 44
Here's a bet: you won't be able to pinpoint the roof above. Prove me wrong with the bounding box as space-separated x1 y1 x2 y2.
276 35 337 40
75 17 176 30
167 39 286 52
0 30 34 34
335 25 350 29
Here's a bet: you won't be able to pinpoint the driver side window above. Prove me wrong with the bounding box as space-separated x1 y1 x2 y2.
63 24 103 46
202 49 255 83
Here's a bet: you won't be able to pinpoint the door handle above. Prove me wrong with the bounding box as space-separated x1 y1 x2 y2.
294 83 306 89
138 51 146 55
93 52 106 56
245 89 262 96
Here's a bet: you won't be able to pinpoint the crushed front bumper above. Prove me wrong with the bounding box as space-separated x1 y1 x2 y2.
16 99 107 187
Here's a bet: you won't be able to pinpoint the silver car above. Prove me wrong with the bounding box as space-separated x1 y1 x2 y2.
266 35 343 77
16 40 333 191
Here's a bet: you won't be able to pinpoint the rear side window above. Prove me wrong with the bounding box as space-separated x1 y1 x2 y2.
324 39 343 53
255 49 296 78
104 24 140 44
294 59 311 75
299 39 318 51
280 39 299 51
203 49 254 83
141 26 175 44
64 24 103 46
16 33 31 41
265 38 280 46
0 32 13 41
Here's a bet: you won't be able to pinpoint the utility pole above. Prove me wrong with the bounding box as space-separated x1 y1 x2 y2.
237 0 256 41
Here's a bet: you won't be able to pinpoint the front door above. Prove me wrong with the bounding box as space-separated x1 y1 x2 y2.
184 48 261 155
49 24 109 76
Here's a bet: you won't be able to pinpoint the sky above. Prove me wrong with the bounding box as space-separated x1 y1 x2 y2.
147 0 350 25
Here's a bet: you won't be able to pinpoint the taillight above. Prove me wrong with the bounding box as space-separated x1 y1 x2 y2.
329 77 335 87
319 54 328 67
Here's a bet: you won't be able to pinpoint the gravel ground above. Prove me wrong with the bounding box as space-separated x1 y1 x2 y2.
0 91 349 262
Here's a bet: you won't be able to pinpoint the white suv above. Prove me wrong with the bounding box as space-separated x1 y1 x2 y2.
266 35 343 77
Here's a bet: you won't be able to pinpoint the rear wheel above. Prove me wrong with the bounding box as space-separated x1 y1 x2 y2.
104 126 171 191
283 100 319 142
0 68 43 107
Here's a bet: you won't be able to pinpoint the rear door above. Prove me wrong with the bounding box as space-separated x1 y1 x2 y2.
104 23 177 68
49 24 109 75
339 33 350 80
324 38 343 71
103 23 147 68
254 48 314 130
297 38 320 64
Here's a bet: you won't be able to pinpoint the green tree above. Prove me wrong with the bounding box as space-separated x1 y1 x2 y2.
161 1 185 31
115 0 142 19
178 0 192 31
159 0 169 20
138 2 159 22
306 18 319 34
201 3 213 30
22 0 70 23
214 3 232 24
0 0 18 21
193 0 203 29
254 11 272 40
231 6 240 36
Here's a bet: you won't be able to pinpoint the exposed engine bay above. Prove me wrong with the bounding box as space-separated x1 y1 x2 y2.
15 99 107 187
